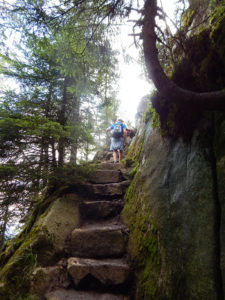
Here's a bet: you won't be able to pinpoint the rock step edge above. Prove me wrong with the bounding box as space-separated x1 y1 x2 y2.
67 257 130 286
45 288 127 300
79 200 123 220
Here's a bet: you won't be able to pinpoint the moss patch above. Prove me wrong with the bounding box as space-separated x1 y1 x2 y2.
0 224 53 299
123 131 145 169
122 172 161 299
0 194 52 269
46 163 97 196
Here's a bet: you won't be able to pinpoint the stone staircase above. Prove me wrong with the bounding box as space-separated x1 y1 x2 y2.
41 162 131 300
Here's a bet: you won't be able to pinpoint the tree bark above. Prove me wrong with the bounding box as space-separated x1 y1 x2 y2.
142 0 225 110
0 205 9 250
51 142 57 169
58 77 69 167
70 142 78 164
70 95 80 165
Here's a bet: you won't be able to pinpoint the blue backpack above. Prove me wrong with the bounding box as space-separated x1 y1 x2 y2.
112 123 123 138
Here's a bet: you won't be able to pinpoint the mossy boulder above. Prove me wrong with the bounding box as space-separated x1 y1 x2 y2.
0 225 52 299
36 194 80 255
0 194 80 299
30 265 69 297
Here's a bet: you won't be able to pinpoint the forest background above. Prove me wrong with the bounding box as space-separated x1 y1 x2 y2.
0 0 188 249
0 0 125 245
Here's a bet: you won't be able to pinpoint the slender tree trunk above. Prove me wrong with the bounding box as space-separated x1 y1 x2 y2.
38 138 49 187
42 141 49 186
51 142 57 169
0 205 9 250
58 140 65 167
38 85 52 186
70 143 78 164
37 143 44 189
58 77 69 167
70 95 80 165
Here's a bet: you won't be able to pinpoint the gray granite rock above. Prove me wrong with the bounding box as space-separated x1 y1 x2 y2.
79 200 123 220
125 122 221 299
30 266 68 296
98 162 122 170
67 257 130 286
70 223 127 258
86 182 124 197
45 289 125 300
36 195 80 254
89 170 121 184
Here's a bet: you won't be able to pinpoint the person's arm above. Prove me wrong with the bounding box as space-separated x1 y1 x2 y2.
106 124 114 132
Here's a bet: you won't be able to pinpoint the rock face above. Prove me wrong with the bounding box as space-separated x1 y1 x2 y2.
123 118 225 299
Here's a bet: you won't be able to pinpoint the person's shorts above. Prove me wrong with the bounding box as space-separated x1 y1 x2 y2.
110 137 124 151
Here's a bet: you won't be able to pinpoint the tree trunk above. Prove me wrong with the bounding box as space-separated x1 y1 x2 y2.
0 205 9 250
51 142 57 169
70 95 80 165
142 0 225 110
42 141 49 186
70 142 78 164
58 77 69 167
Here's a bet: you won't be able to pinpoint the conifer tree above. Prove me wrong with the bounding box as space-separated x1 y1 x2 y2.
0 0 119 243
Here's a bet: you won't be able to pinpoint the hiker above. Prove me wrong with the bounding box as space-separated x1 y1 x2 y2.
124 128 136 147
106 118 127 163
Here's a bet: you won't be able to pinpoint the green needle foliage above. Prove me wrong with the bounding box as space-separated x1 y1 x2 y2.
0 0 120 246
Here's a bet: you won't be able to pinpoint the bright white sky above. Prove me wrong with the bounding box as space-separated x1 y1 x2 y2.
116 0 178 126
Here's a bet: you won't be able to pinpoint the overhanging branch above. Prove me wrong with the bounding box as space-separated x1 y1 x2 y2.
142 0 225 110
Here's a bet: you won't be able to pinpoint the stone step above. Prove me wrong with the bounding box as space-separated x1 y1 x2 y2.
79 200 123 220
67 257 130 287
70 223 128 258
88 170 122 184
45 289 127 300
98 162 122 170
85 181 130 198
